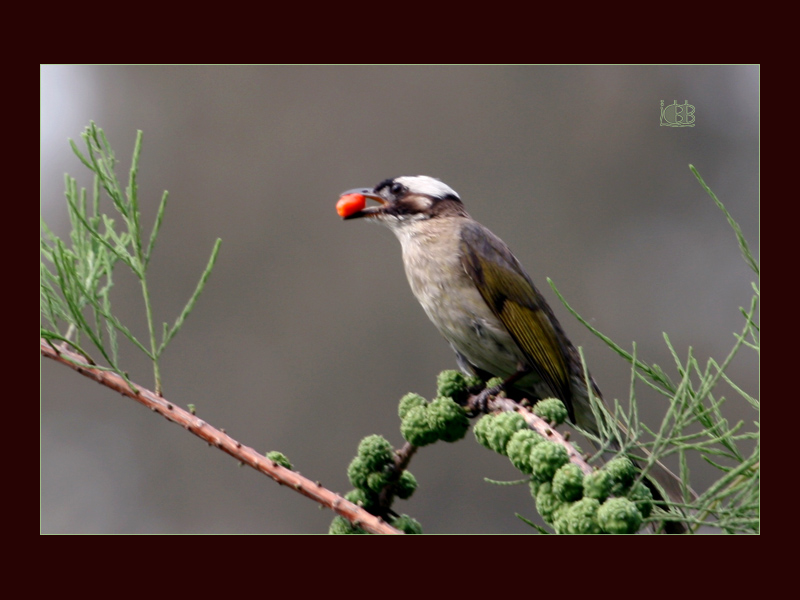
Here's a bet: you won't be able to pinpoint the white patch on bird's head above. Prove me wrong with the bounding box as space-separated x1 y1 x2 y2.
366 175 468 228
394 176 460 200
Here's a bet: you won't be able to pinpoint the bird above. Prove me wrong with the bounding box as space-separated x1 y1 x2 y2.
339 175 692 523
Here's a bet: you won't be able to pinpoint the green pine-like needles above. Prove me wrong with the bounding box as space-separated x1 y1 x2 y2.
547 166 759 533
40 122 221 395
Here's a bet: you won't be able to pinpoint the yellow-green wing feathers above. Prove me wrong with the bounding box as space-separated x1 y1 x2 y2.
459 222 573 415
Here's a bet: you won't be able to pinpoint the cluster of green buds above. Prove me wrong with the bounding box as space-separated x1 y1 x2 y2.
398 371 472 446
265 451 292 470
330 435 421 534
474 399 653 534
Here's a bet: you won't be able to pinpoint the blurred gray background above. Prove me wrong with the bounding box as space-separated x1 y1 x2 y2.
41 66 759 533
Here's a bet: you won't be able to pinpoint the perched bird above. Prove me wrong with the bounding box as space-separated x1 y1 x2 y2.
340 175 692 517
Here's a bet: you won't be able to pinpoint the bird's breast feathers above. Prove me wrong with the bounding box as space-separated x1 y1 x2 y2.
392 218 525 377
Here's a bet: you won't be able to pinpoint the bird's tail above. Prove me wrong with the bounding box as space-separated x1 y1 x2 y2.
639 447 697 505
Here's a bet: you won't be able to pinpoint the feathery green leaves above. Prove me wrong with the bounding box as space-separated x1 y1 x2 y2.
41 122 221 395
548 166 758 533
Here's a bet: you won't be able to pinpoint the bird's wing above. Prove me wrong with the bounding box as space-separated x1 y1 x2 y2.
459 221 573 416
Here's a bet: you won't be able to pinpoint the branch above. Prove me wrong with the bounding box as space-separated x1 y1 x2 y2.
377 442 419 513
40 338 400 535
470 393 594 476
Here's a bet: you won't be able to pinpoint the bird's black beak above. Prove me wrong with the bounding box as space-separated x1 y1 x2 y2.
339 187 387 220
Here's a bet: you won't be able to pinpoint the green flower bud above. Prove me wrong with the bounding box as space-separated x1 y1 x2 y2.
436 370 470 403
606 457 636 495
530 441 570 482
398 393 427 420
552 463 584 502
485 376 505 390
598 497 643 534
473 414 494 449
400 405 438 447
627 481 654 518
564 497 602 534
428 396 469 442
395 470 418 500
367 471 390 492
487 411 527 455
329 515 367 534
583 469 613 501
535 481 564 525
530 477 542 499
552 503 574 534
344 488 376 509
465 374 484 390
506 429 544 474
265 451 292 470
532 397 569 425
391 514 423 534
347 456 371 490
357 435 394 471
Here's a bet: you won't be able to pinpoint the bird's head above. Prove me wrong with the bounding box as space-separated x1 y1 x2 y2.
339 176 468 225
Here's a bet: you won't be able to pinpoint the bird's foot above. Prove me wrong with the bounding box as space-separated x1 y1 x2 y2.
470 382 504 415
467 367 531 416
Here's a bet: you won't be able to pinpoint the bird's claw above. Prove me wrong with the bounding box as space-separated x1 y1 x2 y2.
471 382 504 415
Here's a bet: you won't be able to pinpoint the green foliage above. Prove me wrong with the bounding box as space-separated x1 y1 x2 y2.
529 478 542 499
627 481 654 518
265 451 292 470
534 482 564 525
530 441 570 482
473 412 527 454
561 498 602 534
40 122 221 395
552 463 584 502
690 165 758 277
348 435 396 493
428 396 470 442
605 457 636 495
485 376 504 390
344 488 374 509
400 406 439 447
597 498 643 534
346 456 372 490
395 471 418 500
532 398 569 425
506 429 544 474
529 456 656 533
329 515 367 535
398 393 427 419
527 451 653 533
540 166 759 534
338 378 474 533
341 432 419 532
390 514 423 534
436 369 470 403
367 471 390 492
357 435 394 472
472 413 492 449
583 469 614 501
399 393 469 446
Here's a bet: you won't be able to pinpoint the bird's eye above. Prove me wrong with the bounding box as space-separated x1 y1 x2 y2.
390 182 404 195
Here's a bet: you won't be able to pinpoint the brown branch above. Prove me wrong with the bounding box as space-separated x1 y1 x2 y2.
468 393 594 477
393 441 418 473
40 338 401 535
377 441 418 514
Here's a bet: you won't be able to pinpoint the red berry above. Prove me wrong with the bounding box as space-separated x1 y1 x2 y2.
336 193 366 218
